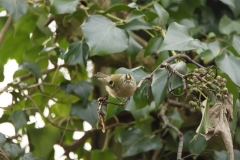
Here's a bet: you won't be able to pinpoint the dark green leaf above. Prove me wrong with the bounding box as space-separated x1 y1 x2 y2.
127 10 144 22
106 95 124 119
9 110 28 131
158 22 207 52
27 125 61 159
0 132 6 147
20 152 43 160
167 108 184 128
81 15 128 56
153 1 169 26
50 0 79 14
0 0 29 21
145 35 163 56
70 100 98 126
169 61 187 90
184 130 207 154
219 15 240 35
3 143 23 159
119 19 152 30
233 35 240 55
119 128 162 157
19 62 42 78
125 32 142 59
151 68 168 107
215 52 240 86
60 81 93 100
91 149 117 160
64 41 89 67
104 4 131 13
144 11 159 25
214 150 230 160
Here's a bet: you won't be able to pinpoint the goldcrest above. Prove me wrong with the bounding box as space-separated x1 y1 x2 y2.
95 72 137 98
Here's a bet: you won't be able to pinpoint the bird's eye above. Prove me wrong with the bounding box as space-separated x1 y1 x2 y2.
109 80 114 86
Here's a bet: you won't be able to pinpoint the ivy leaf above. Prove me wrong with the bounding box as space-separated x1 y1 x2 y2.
219 15 240 35
0 0 29 21
169 61 187 90
20 152 43 160
144 35 163 56
119 19 152 30
81 15 128 56
27 125 61 159
158 22 206 52
127 10 144 22
60 81 93 101
0 132 6 147
3 143 23 159
151 68 168 107
104 4 132 13
125 32 142 59
70 100 98 126
9 110 28 131
153 1 169 26
64 41 89 67
50 0 79 14
232 35 240 55
215 52 240 86
119 128 162 157
19 62 42 78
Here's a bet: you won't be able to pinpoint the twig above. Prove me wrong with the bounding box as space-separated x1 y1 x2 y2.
0 16 12 46
158 105 183 160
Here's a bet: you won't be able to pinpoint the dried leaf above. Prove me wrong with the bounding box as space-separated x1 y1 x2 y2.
203 94 233 160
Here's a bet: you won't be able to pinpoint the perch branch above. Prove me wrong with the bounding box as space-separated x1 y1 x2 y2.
159 105 183 160
0 16 12 46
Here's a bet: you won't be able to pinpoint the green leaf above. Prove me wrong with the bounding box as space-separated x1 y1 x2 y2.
125 32 142 59
19 62 42 78
50 0 79 14
127 10 144 22
27 125 61 159
81 15 128 56
119 19 152 30
20 152 43 160
159 22 206 52
151 68 168 107
70 100 98 126
0 132 6 147
3 143 23 159
106 95 124 119
91 149 117 160
153 1 169 26
192 100 210 138
119 127 162 157
219 15 240 35
9 110 28 131
214 150 230 160
219 0 235 11
64 41 89 67
0 0 29 21
0 62 3 81
232 35 240 55
144 35 163 56
51 103 70 117
215 53 240 86
104 4 131 13
184 130 207 154
169 61 187 90
60 81 93 100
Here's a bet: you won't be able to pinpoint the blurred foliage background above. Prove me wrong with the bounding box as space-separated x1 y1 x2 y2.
0 0 240 159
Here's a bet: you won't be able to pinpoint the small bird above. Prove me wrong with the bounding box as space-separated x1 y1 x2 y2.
95 72 137 98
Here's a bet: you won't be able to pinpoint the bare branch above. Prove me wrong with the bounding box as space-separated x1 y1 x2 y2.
0 16 12 46
158 105 183 160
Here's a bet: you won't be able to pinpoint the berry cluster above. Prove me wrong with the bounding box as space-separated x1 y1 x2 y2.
187 68 228 108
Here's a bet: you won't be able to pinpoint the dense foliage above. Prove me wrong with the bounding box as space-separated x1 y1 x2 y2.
0 0 240 160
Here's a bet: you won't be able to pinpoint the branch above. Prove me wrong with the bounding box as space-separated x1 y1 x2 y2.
158 105 183 160
0 16 12 46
